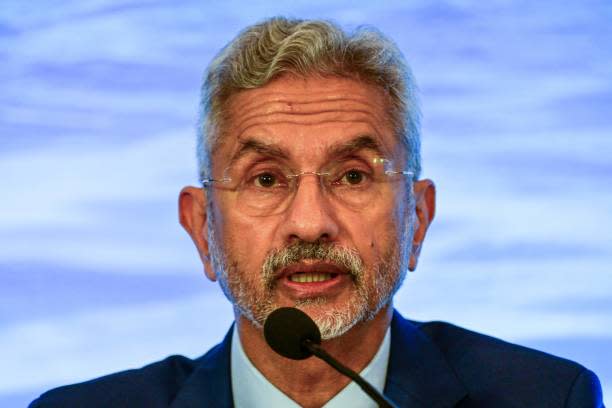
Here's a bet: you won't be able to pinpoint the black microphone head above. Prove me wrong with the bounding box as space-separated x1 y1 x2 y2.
264 307 321 360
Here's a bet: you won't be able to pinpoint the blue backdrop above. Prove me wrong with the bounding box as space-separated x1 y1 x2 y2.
1 1 611 406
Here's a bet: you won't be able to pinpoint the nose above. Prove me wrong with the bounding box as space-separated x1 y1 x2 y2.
279 174 340 243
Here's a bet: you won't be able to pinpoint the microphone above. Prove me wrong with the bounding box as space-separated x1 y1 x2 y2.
264 307 398 408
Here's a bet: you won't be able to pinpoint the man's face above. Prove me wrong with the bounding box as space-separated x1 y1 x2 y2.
189 76 428 339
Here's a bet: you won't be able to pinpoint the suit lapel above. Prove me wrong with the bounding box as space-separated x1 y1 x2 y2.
169 313 468 407
385 311 468 408
170 327 234 408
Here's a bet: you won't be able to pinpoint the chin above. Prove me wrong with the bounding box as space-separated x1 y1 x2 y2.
293 296 371 340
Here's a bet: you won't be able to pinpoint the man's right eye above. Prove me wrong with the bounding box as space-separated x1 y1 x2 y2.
253 172 277 188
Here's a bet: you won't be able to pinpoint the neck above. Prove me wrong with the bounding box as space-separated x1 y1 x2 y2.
237 305 393 408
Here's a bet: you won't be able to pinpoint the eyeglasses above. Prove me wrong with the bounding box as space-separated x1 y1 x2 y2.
200 157 413 217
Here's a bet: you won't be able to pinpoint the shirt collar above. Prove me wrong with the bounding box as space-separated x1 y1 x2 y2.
231 324 391 408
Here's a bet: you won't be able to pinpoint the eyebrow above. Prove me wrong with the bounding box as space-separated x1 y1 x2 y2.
228 139 290 168
327 135 386 158
228 134 386 167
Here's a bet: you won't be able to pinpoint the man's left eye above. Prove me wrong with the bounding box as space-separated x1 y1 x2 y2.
340 169 366 185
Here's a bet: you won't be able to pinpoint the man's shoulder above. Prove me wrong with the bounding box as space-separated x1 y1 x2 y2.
29 339 230 408
413 319 583 373
29 354 198 408
402 317 603 406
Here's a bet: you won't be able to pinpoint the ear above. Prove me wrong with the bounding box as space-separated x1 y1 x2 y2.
408 179 436 271
178 186 217 281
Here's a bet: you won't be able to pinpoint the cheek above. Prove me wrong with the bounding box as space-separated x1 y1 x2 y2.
218 211 277 269
346 211 400 267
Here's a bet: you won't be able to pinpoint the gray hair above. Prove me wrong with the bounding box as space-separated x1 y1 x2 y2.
197 17 421 181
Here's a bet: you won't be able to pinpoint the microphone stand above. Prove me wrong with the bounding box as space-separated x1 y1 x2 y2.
302 339 399 408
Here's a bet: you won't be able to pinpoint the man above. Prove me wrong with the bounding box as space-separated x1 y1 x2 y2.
31 17 603 408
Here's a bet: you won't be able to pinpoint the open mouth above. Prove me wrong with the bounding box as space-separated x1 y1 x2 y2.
288 272 338 283
279 260 347 286
276 261 350 298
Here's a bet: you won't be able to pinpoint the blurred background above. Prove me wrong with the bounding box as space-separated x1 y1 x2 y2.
1 0 611 406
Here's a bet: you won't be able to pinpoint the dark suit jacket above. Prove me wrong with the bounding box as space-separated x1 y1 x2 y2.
30 311 604 407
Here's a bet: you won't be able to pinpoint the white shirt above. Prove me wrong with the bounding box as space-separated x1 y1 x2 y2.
231 325 391 408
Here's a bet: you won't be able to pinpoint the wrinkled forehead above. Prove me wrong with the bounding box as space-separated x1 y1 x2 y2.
212 76 404 168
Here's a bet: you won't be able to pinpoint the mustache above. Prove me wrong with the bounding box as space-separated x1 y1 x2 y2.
261 241 364 284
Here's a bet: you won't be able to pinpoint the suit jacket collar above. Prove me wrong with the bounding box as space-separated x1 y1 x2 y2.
170 327 234 408
385 311 467 407
171 311 467 407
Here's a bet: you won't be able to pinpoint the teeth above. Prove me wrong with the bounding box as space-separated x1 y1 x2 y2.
289 273 333 283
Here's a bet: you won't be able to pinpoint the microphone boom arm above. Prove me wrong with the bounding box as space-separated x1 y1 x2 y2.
302 339 399 408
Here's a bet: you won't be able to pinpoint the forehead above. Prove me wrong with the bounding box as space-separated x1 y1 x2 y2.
215 75 401 166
